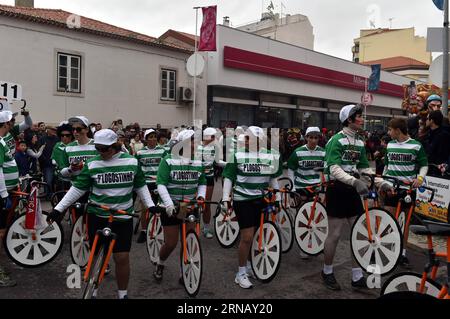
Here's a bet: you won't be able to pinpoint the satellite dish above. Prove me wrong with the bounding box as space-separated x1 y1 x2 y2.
428 54 450 87
186 53 205 77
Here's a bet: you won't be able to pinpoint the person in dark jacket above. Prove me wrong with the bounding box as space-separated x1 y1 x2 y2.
424 110 450 177
14 140 31 177
38 126 59 199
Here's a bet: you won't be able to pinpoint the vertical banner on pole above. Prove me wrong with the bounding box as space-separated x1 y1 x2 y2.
198 6 217 51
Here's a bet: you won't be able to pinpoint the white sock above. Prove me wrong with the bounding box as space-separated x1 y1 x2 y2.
92 289 98 297
118 290 127 299
323 264 333 275
352 268 363 282
238 266 247 276
158 258 166 266
402 249 406 257
246 261 251 269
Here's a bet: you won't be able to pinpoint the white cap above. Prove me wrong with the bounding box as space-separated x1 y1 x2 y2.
305 127 321 136
339 104 361 123
177 129 195 142
0 110 13 123
248 126 265 138
58 120 69 127
94 129 117 146
68 116 89 127
144 129 156 139
203 127 217 137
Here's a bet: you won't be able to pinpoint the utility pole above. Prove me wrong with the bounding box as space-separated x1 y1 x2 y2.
443 0 449 117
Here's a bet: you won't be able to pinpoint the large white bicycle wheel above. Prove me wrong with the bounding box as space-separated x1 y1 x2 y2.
180 230 202 297
146 214 164 265
250 221 281 283
397 211 406 235
351 208 402 276
70 215 90 268
294 201 328 256
276 209 293 253
5 213 64 268
214 209 239 248
381 272 442 298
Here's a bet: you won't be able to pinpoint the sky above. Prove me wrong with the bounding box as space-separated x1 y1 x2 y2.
0 0 445 60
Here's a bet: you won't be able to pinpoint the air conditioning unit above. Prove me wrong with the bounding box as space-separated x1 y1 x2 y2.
179 87 193 102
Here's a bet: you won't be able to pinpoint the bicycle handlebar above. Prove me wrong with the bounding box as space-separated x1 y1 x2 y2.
278 177 293 192
88 201 140 218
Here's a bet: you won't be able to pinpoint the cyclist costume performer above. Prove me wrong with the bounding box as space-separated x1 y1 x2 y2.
322 104 391 291
288 126 326 198
383 118 428 268
197 127 226 239
222 126 282 289
0 110 21 287
135 129 167 243
48 129 156 299
51 121 74 191
59 116 98 182
153 129 207 283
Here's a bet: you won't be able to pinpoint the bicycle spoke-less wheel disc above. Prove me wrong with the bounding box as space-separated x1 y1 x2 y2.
146 214 164 265
82 246 105 299
351 208 402 276
381 272 442 298
397 211 406 235
251 221 281 283
294 201 328 256
276 209 293 253
214 209 239 248
70 215 90 268
5 213 64 268
180 230 202 297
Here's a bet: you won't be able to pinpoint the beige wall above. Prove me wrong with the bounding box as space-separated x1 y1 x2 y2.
355 28 431 65
0 16 207 128
237 14 314 50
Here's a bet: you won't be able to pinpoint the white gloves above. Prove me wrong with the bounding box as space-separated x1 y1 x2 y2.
166 205 176 217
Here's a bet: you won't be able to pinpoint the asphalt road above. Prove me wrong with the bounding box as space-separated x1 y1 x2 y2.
0 177 446 300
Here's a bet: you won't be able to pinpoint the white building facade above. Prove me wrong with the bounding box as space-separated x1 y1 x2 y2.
0 5 206 128
206 25 417 132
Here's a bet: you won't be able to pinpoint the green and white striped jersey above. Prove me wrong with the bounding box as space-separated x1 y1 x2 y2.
156 154 207 201
223 148 283 202
288 145 325 189
72 152 146 219
135 145 166 185
324 130 369 178
196 143 216 178
52 141 69 181
62 139 98 180
2 126 20 190
384 138 428 185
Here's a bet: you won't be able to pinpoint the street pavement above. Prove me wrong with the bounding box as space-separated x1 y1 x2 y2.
0 177 447 300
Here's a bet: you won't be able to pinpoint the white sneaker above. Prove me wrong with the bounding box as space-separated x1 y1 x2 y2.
235 273 253 289
246 266 256 279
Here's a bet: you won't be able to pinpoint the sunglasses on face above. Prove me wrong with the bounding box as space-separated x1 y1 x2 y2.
95 145 112 153
307 136 319 139
73 127 85 133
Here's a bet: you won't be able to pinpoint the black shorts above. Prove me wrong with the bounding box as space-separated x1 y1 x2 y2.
206 177 215 187
88 214 133 253
147 184 159 204
160 211 182 227
383 190 415 209
233 199 265 230
325 181 364 218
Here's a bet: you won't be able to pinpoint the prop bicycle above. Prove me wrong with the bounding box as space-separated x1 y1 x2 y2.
250 188 283 283
350 173 403 276
4 181 64 267
174 199 222 297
